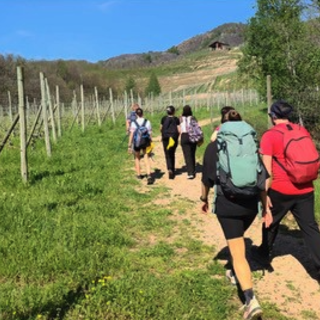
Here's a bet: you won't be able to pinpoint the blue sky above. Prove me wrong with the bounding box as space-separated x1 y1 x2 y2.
0 0 256 63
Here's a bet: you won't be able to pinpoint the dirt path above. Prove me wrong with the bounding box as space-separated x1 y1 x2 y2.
146 119 320 320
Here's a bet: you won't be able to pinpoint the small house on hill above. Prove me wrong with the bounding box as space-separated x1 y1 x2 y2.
209 41 230 50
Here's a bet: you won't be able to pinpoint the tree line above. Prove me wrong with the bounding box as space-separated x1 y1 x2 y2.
0 55 162 107
238 0 320 138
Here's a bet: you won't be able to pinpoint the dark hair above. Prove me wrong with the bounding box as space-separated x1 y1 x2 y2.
220 106 235 123
182 105 193 117
222 110 242 123
136 108 143 117
269 100 293 119
166 105 175 116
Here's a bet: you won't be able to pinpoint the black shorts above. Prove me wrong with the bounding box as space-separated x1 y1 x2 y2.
217 214 257 240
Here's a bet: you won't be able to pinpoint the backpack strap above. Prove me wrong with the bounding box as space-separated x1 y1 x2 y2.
269 125 290 173
142 119 147 127
133 119 140 129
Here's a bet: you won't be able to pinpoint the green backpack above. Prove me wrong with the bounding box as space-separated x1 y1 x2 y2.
217 121 266 199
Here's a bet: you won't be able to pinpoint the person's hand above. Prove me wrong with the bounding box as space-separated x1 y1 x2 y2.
127 147 132 154
200 196 209 214
201 202 209 214
262 209 273 228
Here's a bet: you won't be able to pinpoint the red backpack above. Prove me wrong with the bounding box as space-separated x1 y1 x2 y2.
272 124 320 184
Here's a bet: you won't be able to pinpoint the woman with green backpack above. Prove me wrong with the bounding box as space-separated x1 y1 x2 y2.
200 109 268 320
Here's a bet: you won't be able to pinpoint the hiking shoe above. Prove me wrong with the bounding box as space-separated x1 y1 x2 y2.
242 296 262 320
225 269 238 285
251 245 271 267
147 175 154 185
168 170 175 180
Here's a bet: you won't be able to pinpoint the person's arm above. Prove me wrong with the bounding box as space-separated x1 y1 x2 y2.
210 130 218 142
261 154 273 227
128 131 134 153
200 142 217 213
126 119 130 134
147 120 152 140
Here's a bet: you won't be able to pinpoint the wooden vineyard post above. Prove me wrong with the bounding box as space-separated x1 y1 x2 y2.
45 78 57 143
17 66 28 182
56 85 61 137
8 91 13 123
80 84 85 132
40 72 52 157
109 88 115 124
94 86 101 126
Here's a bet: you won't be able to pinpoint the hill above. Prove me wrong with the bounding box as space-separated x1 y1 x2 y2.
100 22 246 69
0 23 246 104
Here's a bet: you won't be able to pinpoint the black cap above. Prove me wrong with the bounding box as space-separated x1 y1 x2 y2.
269 100 293 119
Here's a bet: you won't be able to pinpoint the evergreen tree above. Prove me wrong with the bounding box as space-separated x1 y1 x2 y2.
125 76 136 94
145 72 161 97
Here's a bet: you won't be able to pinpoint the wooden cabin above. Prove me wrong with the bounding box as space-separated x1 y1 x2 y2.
209 41 230 50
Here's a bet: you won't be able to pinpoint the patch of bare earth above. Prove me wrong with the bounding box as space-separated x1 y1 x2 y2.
159 55 238 93
133 118 320 320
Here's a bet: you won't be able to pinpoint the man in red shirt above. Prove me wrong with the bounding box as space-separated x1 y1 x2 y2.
253 100 320 280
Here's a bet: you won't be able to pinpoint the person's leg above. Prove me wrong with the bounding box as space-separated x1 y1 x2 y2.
162 139 170 171
219 215 256 290
134 151 141 176
291 192 320 272
181 134 192 175
141 149 154 185
228 237 252 290
168 138 178 173
259 189 294 257
190 142 197 176
218 215 262 319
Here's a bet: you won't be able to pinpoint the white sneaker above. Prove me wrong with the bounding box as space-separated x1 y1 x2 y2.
225 269 238 285
242 296 262 320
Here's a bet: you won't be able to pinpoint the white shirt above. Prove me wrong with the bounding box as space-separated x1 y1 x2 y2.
130 117 152 134
180 116 192 133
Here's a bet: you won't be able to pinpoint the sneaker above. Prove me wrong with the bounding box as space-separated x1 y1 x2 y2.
242 296 262 320
187 175 194 179
136 174 144 180
147 176 154 185
225 269 238 285
251 245 271 267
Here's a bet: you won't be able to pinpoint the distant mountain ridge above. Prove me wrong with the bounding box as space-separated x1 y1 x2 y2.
100 22 246 69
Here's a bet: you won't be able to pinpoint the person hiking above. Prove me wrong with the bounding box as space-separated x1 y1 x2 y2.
252 100 320 281
160 105 181 179
180 105 200 179
200 109 267 320
210 106 235 142
126 103 139 135
128 108 154 185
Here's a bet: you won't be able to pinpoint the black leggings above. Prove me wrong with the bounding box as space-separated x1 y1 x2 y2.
217 214 257 240
261 189 320 270
180 133 197 175
162 137 178 172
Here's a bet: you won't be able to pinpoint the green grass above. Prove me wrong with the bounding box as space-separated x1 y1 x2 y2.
0 108 304 319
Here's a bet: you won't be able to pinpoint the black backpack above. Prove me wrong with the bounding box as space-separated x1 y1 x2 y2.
162 117 178 139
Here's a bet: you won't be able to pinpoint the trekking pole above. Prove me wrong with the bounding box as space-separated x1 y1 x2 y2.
115 134 129 153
